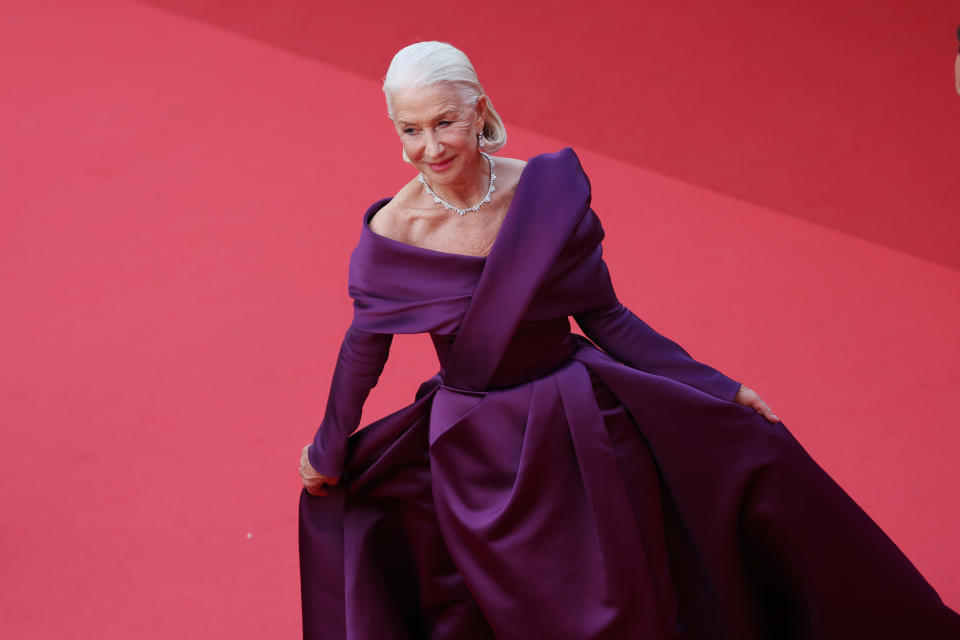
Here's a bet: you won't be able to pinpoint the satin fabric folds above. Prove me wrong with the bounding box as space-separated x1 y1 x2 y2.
299 148 960 639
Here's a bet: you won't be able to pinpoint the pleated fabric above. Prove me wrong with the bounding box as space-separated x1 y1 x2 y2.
300 148 960 639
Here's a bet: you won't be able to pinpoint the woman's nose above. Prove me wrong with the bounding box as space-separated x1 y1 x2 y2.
424 131 444 158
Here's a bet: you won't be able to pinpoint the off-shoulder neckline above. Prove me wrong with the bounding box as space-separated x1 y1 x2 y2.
361 154 536 261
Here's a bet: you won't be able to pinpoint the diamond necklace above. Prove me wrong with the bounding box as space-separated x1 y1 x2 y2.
417 152 497 216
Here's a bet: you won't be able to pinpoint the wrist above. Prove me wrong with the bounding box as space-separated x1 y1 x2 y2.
307 440 345 479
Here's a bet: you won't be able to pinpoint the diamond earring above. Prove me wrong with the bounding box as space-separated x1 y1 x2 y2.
477 132 485 147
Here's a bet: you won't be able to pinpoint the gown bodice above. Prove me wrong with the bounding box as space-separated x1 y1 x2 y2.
431 317 578 390
309 148 743 478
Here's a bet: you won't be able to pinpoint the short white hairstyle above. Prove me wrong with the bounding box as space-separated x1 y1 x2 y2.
383 41 507 153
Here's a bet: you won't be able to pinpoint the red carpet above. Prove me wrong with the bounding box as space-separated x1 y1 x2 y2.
2 1 958 637
135 0 960 270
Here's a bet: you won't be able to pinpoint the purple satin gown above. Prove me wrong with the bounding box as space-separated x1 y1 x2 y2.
299 148 960 639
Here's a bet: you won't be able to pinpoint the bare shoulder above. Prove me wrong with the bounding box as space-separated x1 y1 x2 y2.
492 156 527 191
367 179 421 240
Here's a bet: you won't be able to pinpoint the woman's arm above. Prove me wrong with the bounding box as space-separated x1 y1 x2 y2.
306 324 393 479
564 207 741 402
567 208 778 421
574 300 743 402
575 294 779 422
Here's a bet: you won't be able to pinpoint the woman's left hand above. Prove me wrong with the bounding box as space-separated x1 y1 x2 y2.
734 384 780 423
300 444 340 497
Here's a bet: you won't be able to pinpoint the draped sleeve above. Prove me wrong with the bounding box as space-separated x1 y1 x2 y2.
305 212 400 479
561 206 743 402
307 324 393 477
305 197 482 477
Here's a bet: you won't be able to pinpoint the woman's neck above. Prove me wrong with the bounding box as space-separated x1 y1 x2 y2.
427 153 490 209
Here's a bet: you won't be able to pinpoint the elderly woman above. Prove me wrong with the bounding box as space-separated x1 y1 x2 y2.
298 41 960 639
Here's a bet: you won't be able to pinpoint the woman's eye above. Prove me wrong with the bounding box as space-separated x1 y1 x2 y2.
403 128 416 135
438 121 451 127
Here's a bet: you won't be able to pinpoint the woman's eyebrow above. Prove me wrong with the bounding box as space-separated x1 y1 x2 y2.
397 107 463 126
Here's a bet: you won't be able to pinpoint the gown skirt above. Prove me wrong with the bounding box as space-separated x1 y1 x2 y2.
299 148 960 639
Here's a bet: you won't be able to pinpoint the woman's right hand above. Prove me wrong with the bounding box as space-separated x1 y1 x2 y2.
300 444 340 497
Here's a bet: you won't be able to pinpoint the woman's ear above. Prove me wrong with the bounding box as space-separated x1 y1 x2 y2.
475 95 489 129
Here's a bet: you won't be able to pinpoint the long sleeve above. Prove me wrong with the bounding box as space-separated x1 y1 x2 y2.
307 324 393 477
569 209 741 402
575 300 741 402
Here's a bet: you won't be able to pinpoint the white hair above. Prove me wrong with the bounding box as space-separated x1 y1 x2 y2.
383 41 507 153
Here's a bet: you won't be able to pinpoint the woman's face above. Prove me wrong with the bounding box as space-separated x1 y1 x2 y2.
390 84 486 187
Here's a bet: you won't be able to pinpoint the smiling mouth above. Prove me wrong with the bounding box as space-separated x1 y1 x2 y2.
427 157 455 171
